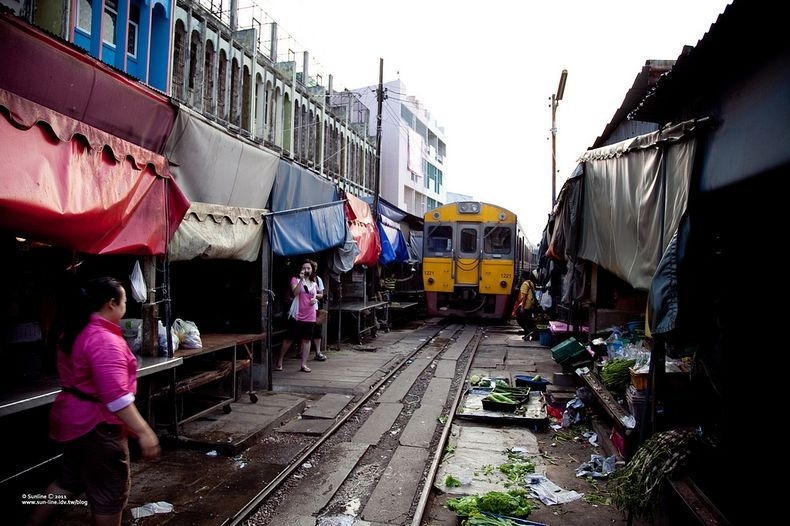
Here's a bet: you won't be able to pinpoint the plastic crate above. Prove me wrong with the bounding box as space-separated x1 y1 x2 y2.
550 337 586 364
514 374 550 392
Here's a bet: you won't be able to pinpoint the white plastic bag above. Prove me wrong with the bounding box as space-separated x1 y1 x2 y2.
288 295 299 319
130 260 147 303
172 318 202 349
540 290 553 309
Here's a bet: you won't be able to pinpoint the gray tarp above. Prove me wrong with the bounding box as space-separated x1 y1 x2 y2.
168 202 266 261
271 161 339 211
164 108 278 208
577 121 699 290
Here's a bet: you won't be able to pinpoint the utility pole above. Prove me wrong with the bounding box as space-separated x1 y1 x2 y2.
373 58 384 221
551 69 568 207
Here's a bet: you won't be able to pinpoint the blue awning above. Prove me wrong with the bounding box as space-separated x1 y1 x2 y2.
268 202 347 256
378 220 410 265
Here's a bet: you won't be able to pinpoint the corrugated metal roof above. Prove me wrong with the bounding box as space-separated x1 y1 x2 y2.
629 0 785 123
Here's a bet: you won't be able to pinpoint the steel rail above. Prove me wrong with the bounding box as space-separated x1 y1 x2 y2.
222 322 459 526
410 326 482 526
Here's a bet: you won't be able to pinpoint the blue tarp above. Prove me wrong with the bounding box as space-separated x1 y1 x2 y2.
378 220 410 264
268 160 347 256
268 202 347 256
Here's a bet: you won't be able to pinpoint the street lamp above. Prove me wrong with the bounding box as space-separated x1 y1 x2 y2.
551 69 568 207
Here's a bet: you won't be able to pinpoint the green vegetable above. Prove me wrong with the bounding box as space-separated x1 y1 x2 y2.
600 358 636 394
531 375 541 382
447 489 534 518
470 374 481 385
445 475 462 488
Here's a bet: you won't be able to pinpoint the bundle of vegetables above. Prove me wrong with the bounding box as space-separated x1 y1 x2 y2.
611 428 707 518
599 358 636 394
492 384 531 399
447 489 534 519
464 513 521 526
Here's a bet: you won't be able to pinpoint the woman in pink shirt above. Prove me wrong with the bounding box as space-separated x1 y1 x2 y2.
28 277 159 526
274 260 318 373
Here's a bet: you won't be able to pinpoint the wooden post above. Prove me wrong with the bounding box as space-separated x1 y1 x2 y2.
140 256 158 357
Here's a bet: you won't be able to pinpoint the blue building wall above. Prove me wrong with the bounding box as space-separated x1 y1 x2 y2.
71 0 170 92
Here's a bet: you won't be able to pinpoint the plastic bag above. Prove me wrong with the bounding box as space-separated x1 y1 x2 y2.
288 296 299 319
130 260 147 303
540 290 553 309
172 318 202 349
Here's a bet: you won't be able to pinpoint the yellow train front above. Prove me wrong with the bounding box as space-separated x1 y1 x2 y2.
423 202 529 318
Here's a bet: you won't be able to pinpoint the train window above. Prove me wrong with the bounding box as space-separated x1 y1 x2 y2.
427 225 453 253
484 226 512 254
460 228 477 253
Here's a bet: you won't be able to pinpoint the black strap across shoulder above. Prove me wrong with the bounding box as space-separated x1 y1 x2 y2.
61 386 102 403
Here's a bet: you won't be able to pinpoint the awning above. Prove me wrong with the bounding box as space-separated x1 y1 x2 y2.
168 202 266 261
0 91 189 255
268 202 347 256
267 161 347 256
164 108 278 208
271 161 339 211
378 216 410 265
576 120 701 290
345 193 381 266
0 13 176 153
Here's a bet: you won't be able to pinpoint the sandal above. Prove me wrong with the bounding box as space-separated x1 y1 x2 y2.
299 365 312 373
274 365 283 371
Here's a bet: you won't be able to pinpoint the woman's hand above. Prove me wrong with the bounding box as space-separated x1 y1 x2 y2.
138 428 161 460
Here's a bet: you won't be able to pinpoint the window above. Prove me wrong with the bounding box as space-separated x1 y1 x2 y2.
102 0 117 46
427 225 453 253
484 226 512 254
460 228 477 253
127 21 138 57
76 0 91 34
127 5 140 57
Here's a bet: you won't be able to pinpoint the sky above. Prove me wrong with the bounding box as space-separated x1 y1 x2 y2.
248 0 732 246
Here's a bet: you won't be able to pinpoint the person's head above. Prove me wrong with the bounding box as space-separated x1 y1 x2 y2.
85 277 127 323
61 277 126 353
521 269 531 281
309 259 318 275
298 260 313 278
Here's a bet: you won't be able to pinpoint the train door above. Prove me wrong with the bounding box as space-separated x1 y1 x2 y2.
455 223 480 286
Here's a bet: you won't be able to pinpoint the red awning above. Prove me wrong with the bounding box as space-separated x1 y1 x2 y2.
345 193 381 266
0 90 189 256
0 12 176 153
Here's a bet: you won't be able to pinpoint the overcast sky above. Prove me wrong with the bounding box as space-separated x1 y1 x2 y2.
252 0 732 245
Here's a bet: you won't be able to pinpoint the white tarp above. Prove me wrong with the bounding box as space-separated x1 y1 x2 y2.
168 202 266 261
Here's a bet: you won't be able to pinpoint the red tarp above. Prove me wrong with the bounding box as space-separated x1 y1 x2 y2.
345 193 381 265
0 90 189 255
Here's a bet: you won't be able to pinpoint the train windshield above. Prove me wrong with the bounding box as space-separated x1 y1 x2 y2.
460 227 477 253
483 226 512 254
426 225 453 253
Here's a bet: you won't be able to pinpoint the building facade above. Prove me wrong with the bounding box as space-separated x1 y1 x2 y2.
1 0 377 196
354 79 447 216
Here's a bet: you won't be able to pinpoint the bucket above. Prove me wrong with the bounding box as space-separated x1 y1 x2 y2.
539 329 552 346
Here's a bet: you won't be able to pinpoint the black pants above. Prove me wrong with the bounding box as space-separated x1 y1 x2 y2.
516 308 535 334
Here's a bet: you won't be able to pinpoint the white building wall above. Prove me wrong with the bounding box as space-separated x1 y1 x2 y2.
354 79 447 216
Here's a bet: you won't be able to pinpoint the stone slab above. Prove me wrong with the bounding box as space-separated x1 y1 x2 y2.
362 445 429 524
303 393 353 419
275 417 335 435
433 359 457 379
377 357 432 403
435 423 543 496
352 403 403 445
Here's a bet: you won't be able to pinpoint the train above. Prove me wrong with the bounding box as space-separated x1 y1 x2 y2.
422 201 535 318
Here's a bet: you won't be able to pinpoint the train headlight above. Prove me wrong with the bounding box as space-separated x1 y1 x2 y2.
500 280 507 288
428 277 435 284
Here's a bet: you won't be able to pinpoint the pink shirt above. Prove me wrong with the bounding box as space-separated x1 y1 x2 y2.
50 313 137 442
290 277 317 323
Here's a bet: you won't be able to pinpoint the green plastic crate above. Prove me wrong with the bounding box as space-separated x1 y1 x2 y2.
551 337 586 364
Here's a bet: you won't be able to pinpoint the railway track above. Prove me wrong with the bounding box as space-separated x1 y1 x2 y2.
222 320 483 526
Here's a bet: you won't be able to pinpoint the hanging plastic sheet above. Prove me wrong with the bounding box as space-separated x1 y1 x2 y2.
267 202 347 256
